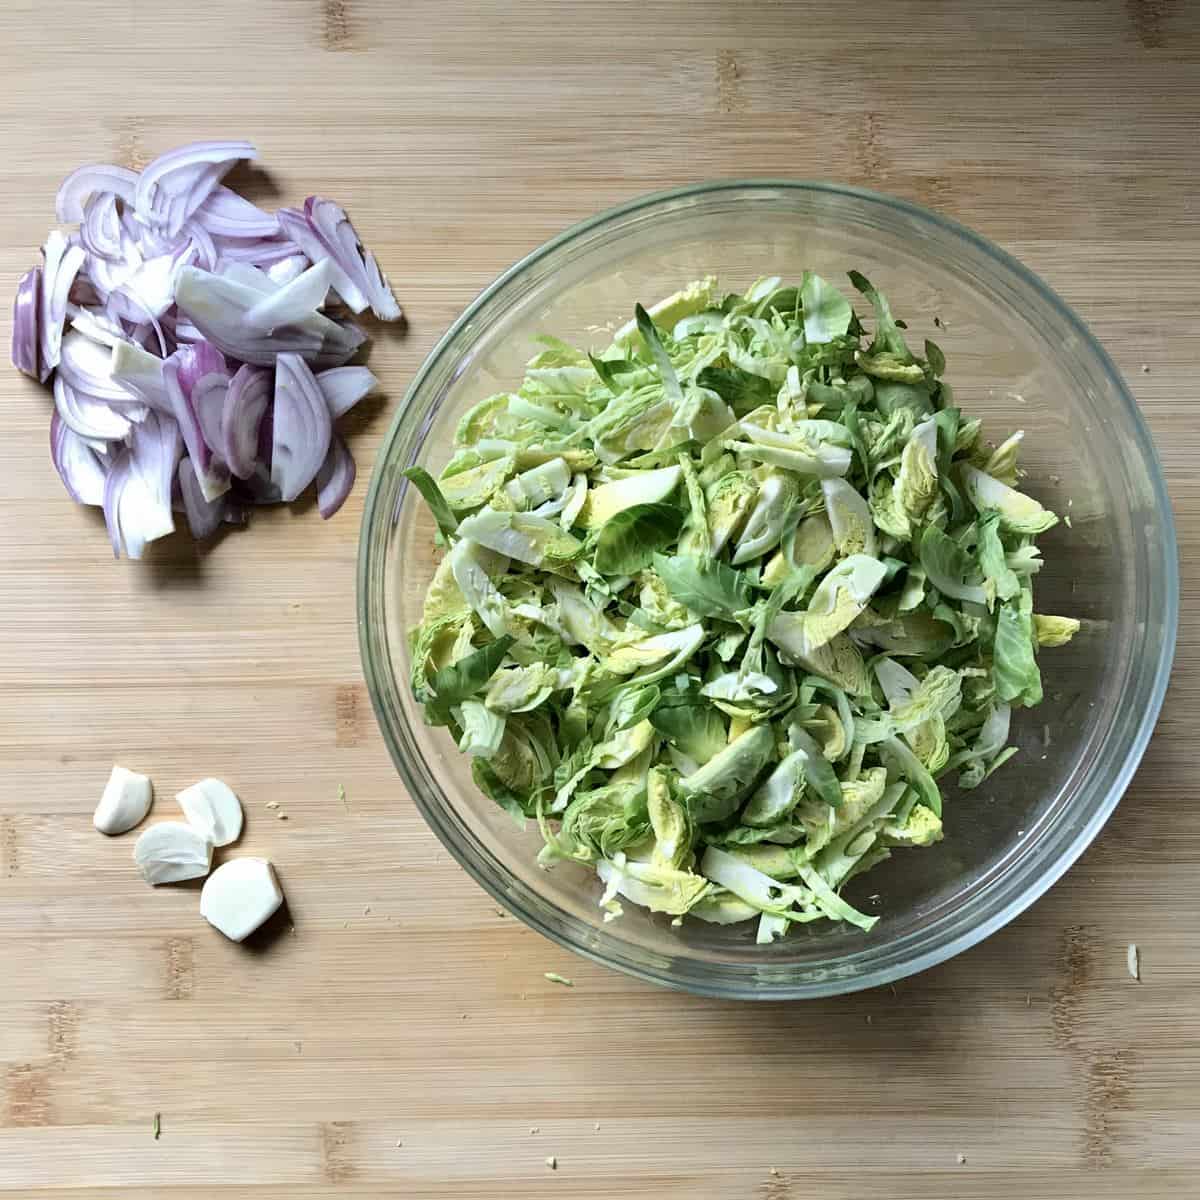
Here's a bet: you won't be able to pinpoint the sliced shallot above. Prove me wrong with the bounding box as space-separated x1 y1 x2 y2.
114 248 194 319
210 235 302 266
243 258 333 334
14 139 392 556
219 262 273 292
80 192 125 261
55 163 138 223
178 456 226 539
265 255 309 286
110 340 170 411
50 412 107 505
69 305 127 348
121 410 182 558
11 267 40 378
107 486 172 561
271 352 331 502
101 451 125 554
316 365 378 419
278 197 401 320
183 219 219 271
57 329 139 404
163 342 229 501
316 433 357 519
134 140 257 237
194 186 279 239
40 232 87 380
192 373 228 458
174 265 365 367
221 364 271 479
53 375 139 442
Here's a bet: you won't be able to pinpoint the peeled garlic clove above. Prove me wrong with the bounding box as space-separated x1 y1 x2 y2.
200 858 284 942
94 765 153 835
133 821 213 885
176 778 243 847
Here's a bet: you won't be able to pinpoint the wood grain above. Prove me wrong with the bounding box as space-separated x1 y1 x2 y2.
2 1 1199 1196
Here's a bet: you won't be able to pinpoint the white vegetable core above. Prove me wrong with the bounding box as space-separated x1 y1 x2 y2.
133 821 213 885
93 765 153 835
200 858 284 942
177 778 244 847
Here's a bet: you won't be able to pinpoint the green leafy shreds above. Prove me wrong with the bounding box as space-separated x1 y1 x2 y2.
406 273 1074 937
430 635 515 706
651 553 753 620
403 467 459 540
697 365 776 415
592 503 684 575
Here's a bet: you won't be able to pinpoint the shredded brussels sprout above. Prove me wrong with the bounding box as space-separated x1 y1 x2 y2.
405 272 1075 936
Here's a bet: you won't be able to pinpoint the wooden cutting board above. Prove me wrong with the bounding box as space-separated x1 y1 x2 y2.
2 2 1197 1196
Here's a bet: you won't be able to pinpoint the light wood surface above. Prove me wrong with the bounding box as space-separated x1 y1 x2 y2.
2 2 1198 1196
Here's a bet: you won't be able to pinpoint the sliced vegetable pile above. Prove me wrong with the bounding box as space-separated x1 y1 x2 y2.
10 140 401 557
406 273 1079 939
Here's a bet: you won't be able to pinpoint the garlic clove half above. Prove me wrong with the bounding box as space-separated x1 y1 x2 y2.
133 821 213 885
199 858 284 942
94 765 153 835
176 778 243 847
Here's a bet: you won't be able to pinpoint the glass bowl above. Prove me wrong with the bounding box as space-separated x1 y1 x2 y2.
358 182 1177 999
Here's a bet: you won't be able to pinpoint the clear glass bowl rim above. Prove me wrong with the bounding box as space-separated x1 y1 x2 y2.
358 179 1179 999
